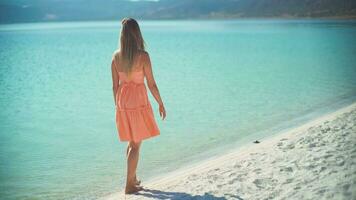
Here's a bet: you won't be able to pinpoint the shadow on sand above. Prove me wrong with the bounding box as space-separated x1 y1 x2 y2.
132 188 244 200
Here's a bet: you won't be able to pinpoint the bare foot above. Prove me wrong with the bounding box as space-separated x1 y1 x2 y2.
125 184 143 194
134 175 141 185
135 178 141 185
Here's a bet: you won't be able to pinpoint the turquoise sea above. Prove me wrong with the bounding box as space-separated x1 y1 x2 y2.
0 20 355 199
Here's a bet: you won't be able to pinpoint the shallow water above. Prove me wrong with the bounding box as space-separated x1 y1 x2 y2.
0 19 355 199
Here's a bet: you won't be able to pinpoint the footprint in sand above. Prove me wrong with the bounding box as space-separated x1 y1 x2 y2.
342 183 351 192
253 168 262 174
313 157 321 161
233 163 242 168
280 166 293 172
335 156 345 166
318 166 327 173
294 185 301 190
228 172 237 177
228 177 239 184
283 178 294 184
288 143 295 149
277 142 284 147
308 143 317 148
207 174 219 181
253 178 274 189
304 163 317 170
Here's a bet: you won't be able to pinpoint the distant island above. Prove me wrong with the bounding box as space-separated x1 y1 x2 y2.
1 0 356 24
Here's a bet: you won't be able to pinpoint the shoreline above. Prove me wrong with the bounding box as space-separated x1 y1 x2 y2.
137 96 356 186
1 18 356 27
102 101 356 199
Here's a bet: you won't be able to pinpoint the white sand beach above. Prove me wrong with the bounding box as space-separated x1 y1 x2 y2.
103 102 356 200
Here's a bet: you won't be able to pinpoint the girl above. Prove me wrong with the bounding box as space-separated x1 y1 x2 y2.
111 18 166 194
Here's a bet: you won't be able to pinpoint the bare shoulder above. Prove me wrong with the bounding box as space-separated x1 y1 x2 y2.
138 50 151 65
137 49 149 57
112 49 121 60
138 49 148 54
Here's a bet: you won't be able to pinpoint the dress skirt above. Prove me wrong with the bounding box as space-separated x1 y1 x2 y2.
115 81 160 142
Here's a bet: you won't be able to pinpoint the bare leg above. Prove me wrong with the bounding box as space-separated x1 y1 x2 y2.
126 144 141 185
125 141 143 194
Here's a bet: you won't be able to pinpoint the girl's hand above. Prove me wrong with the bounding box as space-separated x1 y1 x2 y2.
159 104 166 120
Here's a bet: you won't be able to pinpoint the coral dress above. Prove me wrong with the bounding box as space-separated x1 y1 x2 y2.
115 70 160 142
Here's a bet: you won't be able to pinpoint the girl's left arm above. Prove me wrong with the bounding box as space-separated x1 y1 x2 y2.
111 58 120 107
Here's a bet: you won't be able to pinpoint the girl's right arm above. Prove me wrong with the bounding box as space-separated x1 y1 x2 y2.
143 52 166 120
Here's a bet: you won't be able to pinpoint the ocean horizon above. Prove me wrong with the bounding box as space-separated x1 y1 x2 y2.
0 19 355 199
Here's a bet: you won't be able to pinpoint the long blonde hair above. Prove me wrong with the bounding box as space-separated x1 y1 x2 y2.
116 18 146 74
